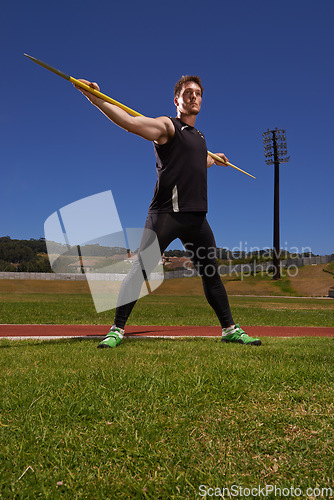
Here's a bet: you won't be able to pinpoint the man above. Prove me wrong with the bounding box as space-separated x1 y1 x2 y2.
75 75 261 347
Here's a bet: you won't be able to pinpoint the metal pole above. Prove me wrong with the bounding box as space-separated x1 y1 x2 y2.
263 128 289 281
272 132 280 280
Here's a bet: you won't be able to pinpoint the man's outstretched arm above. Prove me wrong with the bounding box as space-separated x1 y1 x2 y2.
74 79 174 145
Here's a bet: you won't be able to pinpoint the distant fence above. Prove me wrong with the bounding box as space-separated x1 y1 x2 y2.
0 271 163 281
0 254 333 281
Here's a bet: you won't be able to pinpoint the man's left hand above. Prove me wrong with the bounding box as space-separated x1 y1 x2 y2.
207 153 229 168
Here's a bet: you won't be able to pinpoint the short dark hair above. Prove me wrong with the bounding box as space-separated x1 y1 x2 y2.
174 75 204 98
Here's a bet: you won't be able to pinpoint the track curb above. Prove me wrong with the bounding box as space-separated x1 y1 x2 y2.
0 324 333 338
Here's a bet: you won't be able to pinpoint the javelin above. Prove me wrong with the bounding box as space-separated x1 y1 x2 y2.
24 54 256 179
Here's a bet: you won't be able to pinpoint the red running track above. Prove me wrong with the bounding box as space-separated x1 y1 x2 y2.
0 324 333 339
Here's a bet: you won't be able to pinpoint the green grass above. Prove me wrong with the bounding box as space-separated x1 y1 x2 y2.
0 337 333 499
1 276 333 327
0 291 333 327
1 277 333 498
128 295 334 327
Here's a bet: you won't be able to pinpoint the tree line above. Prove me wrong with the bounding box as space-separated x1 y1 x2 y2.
0 237 52 272
0 237 130 272
164 247 319 264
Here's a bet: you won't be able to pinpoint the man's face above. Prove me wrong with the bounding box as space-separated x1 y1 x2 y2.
174 81 202 116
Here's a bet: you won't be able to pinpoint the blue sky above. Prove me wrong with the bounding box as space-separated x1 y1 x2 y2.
1 0 333 255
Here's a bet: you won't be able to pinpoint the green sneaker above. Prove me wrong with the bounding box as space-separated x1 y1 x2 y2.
221 324 261 346
97 326 124 349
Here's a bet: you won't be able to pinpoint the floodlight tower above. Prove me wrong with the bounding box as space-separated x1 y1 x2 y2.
263 128 290 280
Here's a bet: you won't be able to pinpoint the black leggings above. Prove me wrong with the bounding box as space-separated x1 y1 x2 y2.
114 212 234 329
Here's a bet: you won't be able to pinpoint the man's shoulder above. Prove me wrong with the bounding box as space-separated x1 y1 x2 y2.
154 116 175 145
155 115 174 125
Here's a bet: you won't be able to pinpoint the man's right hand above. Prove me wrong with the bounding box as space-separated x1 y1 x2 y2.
74 79 104 107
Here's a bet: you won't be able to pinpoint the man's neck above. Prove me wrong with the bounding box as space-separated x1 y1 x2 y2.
176 112 197 127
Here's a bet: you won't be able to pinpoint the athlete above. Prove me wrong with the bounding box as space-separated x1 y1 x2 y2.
75 75 261 347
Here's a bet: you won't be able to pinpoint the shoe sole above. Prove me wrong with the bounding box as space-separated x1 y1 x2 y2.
97 341 120 348
221 339 262 346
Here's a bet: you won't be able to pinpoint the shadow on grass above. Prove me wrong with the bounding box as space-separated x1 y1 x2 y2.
0 336 100 349
0 335 189 349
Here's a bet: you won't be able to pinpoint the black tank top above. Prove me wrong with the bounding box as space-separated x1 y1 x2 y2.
148 117 208 213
